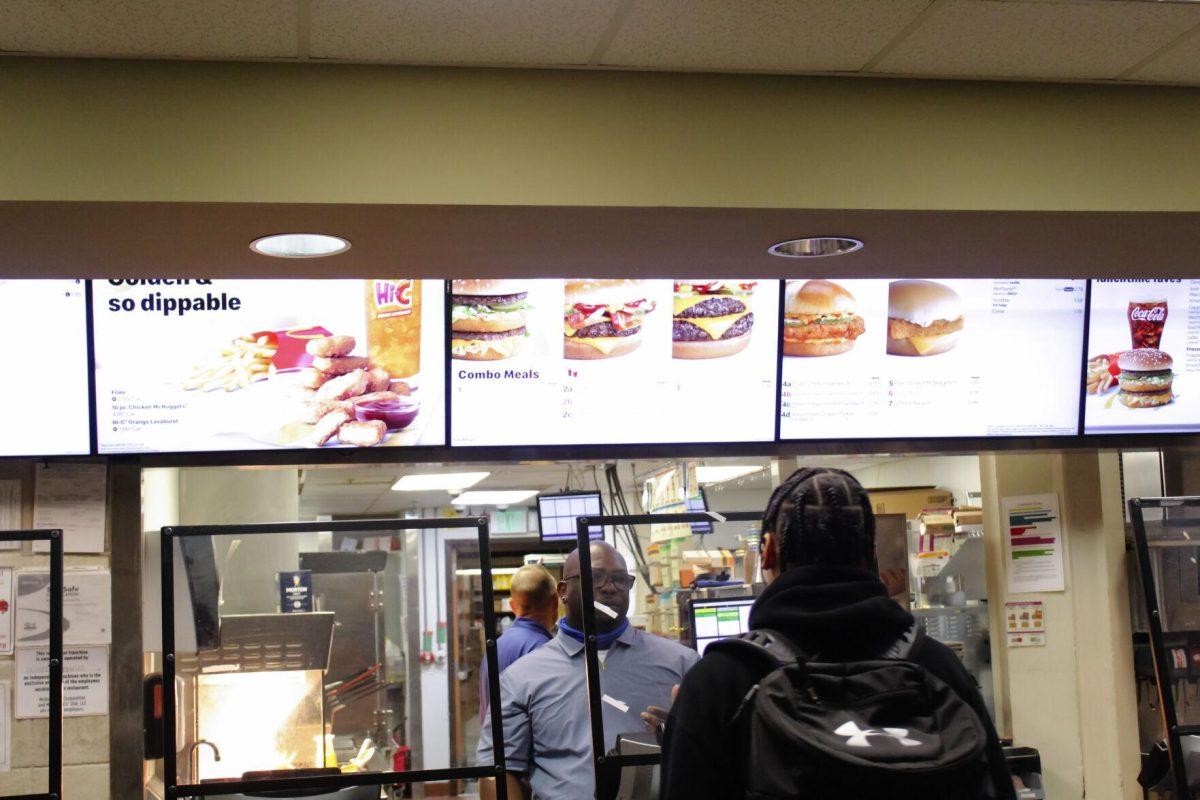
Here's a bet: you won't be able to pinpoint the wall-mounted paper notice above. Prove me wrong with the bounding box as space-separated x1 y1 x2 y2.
15 646 108 719
1002 493 1066 594
15 569 111 647
0 568 13 655
32 463 107 554
0 480 21 551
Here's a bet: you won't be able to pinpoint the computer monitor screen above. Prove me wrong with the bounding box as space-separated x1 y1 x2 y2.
690 596 755 654
538 491 604 542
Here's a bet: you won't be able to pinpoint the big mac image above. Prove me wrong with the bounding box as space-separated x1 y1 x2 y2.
782 280 865 356
672 280 757 359
450 280 531 361
886 280 964 357
563 279 655 359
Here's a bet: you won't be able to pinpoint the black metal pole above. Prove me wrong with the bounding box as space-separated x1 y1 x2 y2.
48 529 63 800
476 517 508 800
161 527 177 800
1130 498 1191 800
576 517 608 800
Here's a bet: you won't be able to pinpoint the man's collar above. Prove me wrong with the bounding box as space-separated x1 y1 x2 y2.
557 624 637 657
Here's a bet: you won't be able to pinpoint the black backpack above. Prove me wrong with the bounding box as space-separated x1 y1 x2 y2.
707 627 996 800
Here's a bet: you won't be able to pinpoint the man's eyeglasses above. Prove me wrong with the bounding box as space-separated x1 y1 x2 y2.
564 571 636 591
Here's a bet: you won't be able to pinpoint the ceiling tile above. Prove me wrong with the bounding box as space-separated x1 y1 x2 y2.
600 0 932 73
0 0 298 59
874 0 1200 81
310 0 623 64
1127 26 1200 83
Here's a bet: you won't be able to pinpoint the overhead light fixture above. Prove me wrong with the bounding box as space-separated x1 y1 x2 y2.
768 237 863 258
452 490 539 506
392 472 490 492
455 567 522 577
696 465 765 484
250 233 351 259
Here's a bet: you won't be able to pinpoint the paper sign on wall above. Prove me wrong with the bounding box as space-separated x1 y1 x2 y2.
15 569 111 647
0 682 9 771
1002 493 1065 594
1005 600 1046 648
0 480 21 551
15 646 108 718
0 568 13 655
32 463 107 553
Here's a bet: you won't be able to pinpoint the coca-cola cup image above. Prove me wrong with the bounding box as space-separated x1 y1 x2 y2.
1128 299 1168 350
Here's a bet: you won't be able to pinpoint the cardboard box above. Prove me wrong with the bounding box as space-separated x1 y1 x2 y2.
919 510 957 536
954 507 984 526
867 488 953 520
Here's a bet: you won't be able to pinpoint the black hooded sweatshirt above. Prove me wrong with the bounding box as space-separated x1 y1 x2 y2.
659 565 1015 800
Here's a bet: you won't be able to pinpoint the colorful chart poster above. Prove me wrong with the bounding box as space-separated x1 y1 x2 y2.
1005 600 1046 648
1003 493 1065 594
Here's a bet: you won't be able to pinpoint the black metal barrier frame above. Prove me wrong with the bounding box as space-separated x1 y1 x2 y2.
574 511 762 795
160 518 508 800
1130 496 1200 800
0 530 63 800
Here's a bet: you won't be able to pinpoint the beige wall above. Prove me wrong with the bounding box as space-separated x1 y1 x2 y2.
3 58 1200 210
981 451 1140 800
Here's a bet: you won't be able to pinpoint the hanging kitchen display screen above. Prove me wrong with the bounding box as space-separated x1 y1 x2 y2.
449 279 779 446
93 279 446 453
777 278 1086 440
0 280 91 456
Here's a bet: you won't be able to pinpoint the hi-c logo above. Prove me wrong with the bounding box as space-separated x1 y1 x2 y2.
372 280 414 317
834 721 922 748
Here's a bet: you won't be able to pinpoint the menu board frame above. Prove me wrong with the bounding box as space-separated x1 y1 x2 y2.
9 278 1200 462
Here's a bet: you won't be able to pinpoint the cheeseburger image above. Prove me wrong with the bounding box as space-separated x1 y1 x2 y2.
1117 348 1174 408
672 280 757 359
563 279 655 359
782 280 865 357
886 280 964 357
450 279 531 361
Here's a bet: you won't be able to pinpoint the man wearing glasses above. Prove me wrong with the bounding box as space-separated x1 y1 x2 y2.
478 541 698 800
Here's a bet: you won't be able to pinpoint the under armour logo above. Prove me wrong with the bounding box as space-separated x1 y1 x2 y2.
834 721 922 748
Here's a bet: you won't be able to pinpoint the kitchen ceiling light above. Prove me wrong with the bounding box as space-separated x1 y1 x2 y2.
452 490 539 506
392 472 490 492
696 465 766 484
768 237 863 258
250 233 351 258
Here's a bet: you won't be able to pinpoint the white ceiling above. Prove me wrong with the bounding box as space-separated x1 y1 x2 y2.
3 1 1200 86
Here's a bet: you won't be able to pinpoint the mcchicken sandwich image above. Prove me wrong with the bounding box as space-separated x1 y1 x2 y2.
1117 348 1174 408
672 280 757 359
886 280 965 357
563 279 656 359
450 279 531 361
782 280 865 357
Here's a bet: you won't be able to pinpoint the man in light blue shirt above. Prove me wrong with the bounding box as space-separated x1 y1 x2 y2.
478 564 559 722
478 542 698 800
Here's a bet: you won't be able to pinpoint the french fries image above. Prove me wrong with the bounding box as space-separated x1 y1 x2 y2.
1086 354 1117 395
183 334 278 393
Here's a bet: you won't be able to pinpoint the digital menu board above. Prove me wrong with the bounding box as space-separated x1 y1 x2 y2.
450 279 778 446
94 279 445 453
778 279 1086 440
1084 279 1198 434
0 280 91 456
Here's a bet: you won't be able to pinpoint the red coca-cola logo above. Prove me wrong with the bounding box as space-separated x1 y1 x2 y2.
1131 305 1167 322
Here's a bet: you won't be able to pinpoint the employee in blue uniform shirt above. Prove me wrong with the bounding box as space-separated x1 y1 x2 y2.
478 542 698 800
479 563 560 722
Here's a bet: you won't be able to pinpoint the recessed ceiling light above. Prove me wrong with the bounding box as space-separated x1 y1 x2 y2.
768 237 863 258
452 490 539 506
696 465 765 484
250 233 351 259
392 472 490 492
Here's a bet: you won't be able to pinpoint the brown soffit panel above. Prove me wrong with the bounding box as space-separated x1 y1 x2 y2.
0 201 1198 279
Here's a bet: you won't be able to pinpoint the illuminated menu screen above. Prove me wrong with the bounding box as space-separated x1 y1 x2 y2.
450 279 778 446
1084 279 1199 434
94 279 445 453
0 280 91 456
778 279 1086 439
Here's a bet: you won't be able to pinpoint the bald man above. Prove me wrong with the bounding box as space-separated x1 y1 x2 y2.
479 564 560 722
478 542 698 800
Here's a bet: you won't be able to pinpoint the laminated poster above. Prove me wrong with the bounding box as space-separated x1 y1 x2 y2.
0 568 12 655
32 462 107 554
1002 494 1065 594
1005 600 1046 648
15 646 108 719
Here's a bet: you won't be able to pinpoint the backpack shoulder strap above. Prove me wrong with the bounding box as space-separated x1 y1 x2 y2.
880 623 924 660
705 628 804 668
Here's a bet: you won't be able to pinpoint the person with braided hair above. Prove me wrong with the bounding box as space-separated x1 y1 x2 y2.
660 467 1015 799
